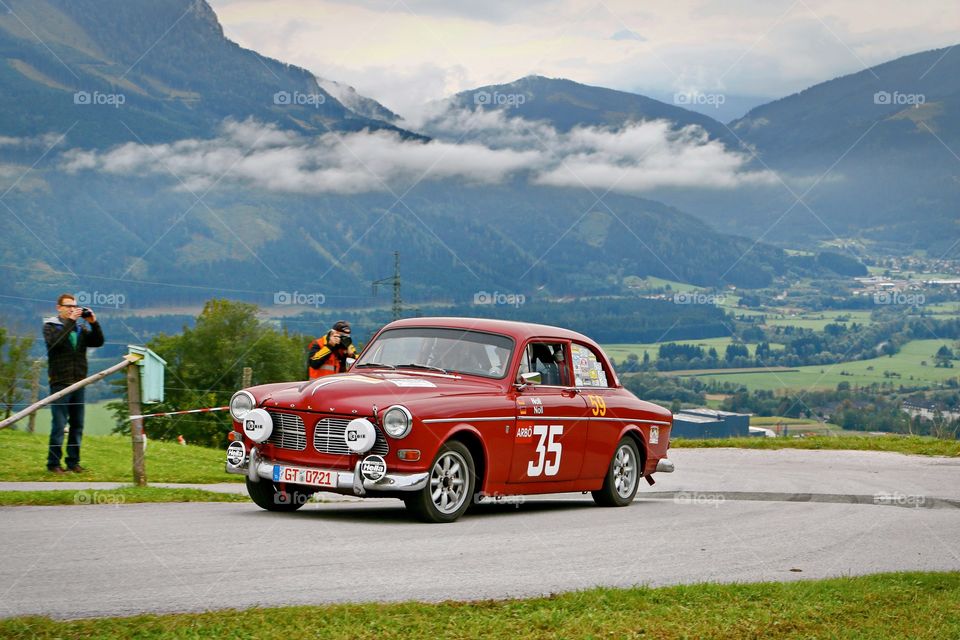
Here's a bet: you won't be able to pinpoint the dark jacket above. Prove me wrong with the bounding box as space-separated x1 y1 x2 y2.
43 316 105 388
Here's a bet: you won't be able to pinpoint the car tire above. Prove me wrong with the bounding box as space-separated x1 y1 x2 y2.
592 437 641 507
246 478 310 512
405 440 476 523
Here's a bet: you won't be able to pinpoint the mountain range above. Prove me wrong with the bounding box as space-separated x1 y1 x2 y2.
1 0 957 319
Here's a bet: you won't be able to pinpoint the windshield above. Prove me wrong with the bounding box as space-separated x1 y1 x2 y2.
355 327 515 379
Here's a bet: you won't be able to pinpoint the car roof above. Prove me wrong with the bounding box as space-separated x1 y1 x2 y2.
382 316 597 345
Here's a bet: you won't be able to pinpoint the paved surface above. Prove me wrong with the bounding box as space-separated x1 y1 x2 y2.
2 448 959 619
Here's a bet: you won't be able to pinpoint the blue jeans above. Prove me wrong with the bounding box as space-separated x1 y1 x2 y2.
48 386 85 469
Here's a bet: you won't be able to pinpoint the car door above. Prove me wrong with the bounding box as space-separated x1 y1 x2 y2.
572 341 632 480
508 340 590 483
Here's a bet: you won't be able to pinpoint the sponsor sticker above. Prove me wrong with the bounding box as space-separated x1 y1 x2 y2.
650 425 659 444
388 379 436 388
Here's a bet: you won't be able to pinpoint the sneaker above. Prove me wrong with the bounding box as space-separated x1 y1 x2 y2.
67 465 86 473
47 466 66 474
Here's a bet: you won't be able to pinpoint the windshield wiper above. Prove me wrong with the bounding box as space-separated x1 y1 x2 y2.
397 363 448 374
354 362 396 370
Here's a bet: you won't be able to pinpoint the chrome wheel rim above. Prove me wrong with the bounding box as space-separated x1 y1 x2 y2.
613 444 637 499
429 450 469 514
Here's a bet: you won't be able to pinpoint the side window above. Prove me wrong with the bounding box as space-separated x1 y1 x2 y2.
523 342 570 386
570 343 611 388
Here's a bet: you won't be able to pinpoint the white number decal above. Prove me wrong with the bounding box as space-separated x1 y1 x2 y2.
527 424 563 477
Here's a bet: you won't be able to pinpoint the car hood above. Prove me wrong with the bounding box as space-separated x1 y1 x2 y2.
250 371 503 415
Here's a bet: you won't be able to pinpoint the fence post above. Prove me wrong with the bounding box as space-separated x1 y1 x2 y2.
26 360 41 434
127 364 147 487
242 366 252 388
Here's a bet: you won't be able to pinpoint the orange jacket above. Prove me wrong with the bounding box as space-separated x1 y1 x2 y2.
307 334 356 378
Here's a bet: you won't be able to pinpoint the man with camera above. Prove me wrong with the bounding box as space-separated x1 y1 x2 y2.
43 293 104 473
307 320 356 379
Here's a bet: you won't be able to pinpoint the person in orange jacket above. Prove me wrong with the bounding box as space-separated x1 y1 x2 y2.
307 320 357 378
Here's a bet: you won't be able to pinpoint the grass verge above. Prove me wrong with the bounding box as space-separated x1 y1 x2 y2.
0 429 239 483
0 486 247 507
672 434 960 457
1 572 957 639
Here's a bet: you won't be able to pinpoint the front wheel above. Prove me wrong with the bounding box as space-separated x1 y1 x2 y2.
592 437 641 507
246 478 311 512
405 441 476 523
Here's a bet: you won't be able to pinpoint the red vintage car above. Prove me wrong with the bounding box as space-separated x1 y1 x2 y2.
225 317 674 522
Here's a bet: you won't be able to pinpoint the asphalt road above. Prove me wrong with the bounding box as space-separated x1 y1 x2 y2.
2 448 960 619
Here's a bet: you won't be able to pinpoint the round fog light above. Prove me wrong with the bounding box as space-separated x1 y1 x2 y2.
382 405 412 438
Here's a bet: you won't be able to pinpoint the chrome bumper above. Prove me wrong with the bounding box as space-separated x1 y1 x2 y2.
655 458 675 473
226 446 429 496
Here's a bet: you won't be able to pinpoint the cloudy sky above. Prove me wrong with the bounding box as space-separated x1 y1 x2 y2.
208 0 958 119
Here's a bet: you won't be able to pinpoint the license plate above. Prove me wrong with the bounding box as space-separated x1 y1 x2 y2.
272 464 337 488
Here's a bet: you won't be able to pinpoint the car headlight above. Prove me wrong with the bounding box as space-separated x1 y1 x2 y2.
382 405 412 438
229 391 256 421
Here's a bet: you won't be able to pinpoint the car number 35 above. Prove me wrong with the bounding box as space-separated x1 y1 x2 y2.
527 424 563 477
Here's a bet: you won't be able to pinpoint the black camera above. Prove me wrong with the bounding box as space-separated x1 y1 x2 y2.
339 335 352 349
80 308 93 319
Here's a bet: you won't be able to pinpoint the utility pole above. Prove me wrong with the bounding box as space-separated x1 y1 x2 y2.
373 251 402 321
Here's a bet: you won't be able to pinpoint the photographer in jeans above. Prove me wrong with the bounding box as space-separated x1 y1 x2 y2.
43 293 104 473
307 320 356 379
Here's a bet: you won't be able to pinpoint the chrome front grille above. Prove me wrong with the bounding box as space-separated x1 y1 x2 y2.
313 416 390 456
265 411 307 451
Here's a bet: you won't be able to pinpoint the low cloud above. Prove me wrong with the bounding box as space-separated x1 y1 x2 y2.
61 113 774 195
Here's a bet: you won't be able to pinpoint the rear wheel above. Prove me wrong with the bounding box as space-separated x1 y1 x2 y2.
592 437 641 507
405 441 476 523
246 478 311 512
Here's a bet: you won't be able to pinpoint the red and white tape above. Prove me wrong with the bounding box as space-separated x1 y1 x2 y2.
129 406 229 421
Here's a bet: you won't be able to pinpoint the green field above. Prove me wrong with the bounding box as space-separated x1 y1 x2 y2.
676 339 960 391
604 337 781 363
3 572 958 639
623 275 703 293
0 429 238 483
761 309 875 330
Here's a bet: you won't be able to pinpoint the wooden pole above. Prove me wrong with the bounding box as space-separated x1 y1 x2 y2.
26 360 41 433
127 364 147 487
0 354 140 430
242 366 252 388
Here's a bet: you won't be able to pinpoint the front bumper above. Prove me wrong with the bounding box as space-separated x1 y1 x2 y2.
226 446 429 497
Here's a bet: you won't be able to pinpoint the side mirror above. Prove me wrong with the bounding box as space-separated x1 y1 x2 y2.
346 357 356 368
516 371 542 387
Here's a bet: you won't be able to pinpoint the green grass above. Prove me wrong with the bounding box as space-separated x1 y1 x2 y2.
677 339 960 391
27 399 117 436
2 572 957 639
0 429 239 483
672 434 960 457
0 486 247 507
